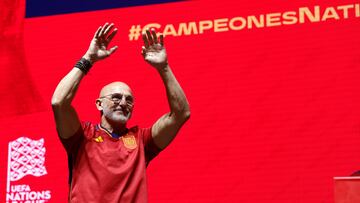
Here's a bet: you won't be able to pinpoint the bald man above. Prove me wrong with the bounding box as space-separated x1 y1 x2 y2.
51 23 190 203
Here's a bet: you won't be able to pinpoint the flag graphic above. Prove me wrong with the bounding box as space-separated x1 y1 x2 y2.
7 137 47 192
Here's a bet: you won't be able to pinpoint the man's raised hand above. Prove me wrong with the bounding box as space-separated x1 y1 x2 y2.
84 22 118 64
141 28 168 69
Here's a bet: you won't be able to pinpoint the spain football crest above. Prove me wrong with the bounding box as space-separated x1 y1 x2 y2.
122 135 137 149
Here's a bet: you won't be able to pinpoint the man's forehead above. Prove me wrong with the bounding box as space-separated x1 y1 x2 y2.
100 82 132 97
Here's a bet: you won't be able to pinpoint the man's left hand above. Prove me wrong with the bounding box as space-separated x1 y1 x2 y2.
141 28 168 70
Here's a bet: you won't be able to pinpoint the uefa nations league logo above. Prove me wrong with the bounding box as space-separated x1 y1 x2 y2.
6 137 51 203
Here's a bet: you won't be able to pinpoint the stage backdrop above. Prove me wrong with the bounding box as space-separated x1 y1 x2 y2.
1 0 360 202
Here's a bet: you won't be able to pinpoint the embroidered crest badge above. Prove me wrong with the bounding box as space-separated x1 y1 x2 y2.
122 135 137 149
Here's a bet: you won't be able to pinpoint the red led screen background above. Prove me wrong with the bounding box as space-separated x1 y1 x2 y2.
1 0 360 202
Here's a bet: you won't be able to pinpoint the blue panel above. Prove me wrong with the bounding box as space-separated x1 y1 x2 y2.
26 0 184 18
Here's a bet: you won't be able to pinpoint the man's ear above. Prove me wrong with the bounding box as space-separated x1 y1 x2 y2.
95 99 103 111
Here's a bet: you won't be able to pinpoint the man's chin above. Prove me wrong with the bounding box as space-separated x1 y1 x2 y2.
111 115 130 124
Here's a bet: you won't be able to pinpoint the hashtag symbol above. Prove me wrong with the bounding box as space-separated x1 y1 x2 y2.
129 25 141 41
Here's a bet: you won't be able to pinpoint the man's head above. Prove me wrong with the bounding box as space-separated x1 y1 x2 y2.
96 82 134 125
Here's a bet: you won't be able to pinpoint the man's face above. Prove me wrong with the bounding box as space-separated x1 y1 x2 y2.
97 82 134 125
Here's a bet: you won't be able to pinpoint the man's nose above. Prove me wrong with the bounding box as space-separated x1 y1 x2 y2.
119 97 127 106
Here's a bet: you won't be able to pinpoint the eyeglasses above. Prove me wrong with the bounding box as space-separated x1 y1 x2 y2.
100 93 134 106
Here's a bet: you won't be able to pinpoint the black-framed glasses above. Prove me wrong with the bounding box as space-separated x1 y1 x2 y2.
100 93 134 106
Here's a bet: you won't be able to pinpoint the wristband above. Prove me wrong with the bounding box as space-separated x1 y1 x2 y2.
75 58 92 74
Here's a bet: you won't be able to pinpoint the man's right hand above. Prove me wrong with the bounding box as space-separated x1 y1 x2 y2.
83 22 118 64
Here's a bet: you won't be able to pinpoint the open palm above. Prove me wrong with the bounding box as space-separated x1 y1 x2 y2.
142 29 168 69
86 23 118 63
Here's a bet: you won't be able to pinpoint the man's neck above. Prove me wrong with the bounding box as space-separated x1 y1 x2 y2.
100 117 127 135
